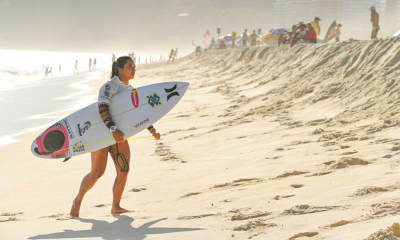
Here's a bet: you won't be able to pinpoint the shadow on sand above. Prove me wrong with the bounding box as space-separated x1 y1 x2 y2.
29 215 203 240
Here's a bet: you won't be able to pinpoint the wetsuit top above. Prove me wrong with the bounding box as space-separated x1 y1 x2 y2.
98 76 133 105
98 76 156 133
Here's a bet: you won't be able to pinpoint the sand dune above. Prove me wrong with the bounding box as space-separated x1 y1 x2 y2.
2 38 400 239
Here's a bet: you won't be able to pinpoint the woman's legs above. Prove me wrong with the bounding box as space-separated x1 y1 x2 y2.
108 140 131 214
70 147 109 217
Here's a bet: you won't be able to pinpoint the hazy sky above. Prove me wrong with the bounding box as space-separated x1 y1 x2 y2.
0 0 273 55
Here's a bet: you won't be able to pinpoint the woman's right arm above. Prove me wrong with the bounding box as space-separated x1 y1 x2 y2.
98 83 125 142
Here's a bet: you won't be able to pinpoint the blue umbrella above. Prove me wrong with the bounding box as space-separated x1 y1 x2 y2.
221 35 233 42
269 28 289 35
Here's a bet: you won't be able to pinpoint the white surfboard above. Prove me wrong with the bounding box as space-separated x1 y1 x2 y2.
31 81 189 159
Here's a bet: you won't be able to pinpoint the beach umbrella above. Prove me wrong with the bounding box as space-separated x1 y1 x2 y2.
221 35 233 42
261 32 278 41
269 28 288 35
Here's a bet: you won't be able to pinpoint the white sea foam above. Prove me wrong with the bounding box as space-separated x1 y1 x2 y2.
0 49 116 148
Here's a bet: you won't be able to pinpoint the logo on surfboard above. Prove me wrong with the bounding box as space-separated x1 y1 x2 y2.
165 83 180 101
61 118 74 140
131 89 139 108
72 141 85 153
146 93 162 108
76 121 91 136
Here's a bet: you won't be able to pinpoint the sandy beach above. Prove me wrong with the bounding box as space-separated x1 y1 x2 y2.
2 38 400 240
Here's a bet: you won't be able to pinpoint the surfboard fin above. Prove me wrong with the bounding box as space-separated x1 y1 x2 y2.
63 157 72 162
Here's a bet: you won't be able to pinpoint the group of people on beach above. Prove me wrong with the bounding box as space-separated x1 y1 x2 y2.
277 6 379 47
74 58 97 75
277 17 322 47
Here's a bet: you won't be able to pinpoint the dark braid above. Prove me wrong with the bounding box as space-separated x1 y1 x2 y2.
110 56 132 78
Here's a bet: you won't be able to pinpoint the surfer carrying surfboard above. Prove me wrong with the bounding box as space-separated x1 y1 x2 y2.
70 56 161 217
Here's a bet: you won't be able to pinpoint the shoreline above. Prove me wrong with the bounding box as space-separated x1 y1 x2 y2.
0 70 108 148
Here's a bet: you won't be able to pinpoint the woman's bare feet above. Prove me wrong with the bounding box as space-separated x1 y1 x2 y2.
111 204 131 214
70 199 81 218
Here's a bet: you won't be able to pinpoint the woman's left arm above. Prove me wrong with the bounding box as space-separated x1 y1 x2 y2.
147 125 160 140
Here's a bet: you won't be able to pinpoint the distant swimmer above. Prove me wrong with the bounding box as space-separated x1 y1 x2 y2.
89 58 92 72
335 24 342 42
112 54 116 63
93 58 97 70
74 59 79 75
69 56 161 218
250 30 257 46
45 66 49 77
370 6 379 39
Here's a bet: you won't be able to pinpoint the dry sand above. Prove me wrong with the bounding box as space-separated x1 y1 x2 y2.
2 38 400 239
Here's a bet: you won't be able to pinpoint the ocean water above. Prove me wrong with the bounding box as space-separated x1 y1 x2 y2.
0 49 113 147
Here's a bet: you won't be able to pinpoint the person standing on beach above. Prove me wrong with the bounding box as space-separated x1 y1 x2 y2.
250 30 257 46
59 65 61 74
93 58 97 70
89 58 92 72
74 59 79 75
70 56 161 217
242 29 248 47
168 49 174 64
335 24 342 42
370 6 379 39
312 17 321 41
112 54 116 63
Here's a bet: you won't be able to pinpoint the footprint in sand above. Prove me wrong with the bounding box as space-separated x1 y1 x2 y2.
230 211 270 221
291 184 304 188
233 220 276 231
212 178 263 189
130 188 147 192
282 205 339 215
305 172 332 177
40 213 70 221
352 186 389 197
274 195 294 200
288 232 319 239
332 157 369 169
154 142 180 161
177 214 215 220
0 212 23 222
180 192 201 198
274 171 309 179
325 220 352 228
94 204 110 208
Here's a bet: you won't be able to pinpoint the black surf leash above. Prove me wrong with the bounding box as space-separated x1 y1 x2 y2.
113 142 129 172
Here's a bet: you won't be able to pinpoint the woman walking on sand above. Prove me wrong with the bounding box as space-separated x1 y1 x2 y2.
70 56 161 217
